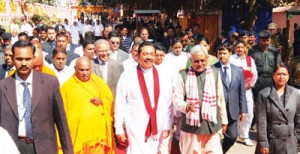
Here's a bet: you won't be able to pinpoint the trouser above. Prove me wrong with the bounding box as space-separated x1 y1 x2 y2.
222 116 238 153
158 131 173 154
238 89 254 138
180 131 223 154
16 140 36 154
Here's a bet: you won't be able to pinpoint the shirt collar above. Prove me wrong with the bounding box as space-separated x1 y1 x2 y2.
232 53 246 59
220 62 231 70
15 70 33 86
97 58 107 65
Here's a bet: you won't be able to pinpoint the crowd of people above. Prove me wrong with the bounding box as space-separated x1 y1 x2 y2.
0 16 300 154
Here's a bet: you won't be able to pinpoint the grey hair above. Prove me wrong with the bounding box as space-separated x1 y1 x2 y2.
94 39 110 49
4 45 12 51
190 45 209 57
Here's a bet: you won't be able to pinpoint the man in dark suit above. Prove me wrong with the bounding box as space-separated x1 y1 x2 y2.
42 26 57 55
0 45 14 80
108 31 129 63
45 32 79 66
0 41 73 154
92 39 124 97
214 45 247 153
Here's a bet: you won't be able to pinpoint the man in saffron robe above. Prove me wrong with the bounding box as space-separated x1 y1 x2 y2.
60 57 114 154
114 41 173 154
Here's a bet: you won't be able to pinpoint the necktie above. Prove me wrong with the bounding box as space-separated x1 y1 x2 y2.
21 82 33 138
223 66 230 87
100 63 107 82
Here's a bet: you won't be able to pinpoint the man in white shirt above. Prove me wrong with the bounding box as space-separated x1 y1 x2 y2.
10 19 19 33
122 42 140 71
93 19 103 40
114 41 173 154
230 40 257 146
63 18 71 32
108 31 129 62
20 19 33 36
82 20 93 39
49 47 74 86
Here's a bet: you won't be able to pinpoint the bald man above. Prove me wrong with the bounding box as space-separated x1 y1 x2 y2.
60 57 114 154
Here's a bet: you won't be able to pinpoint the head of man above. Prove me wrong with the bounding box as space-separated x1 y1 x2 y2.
83 39 95 60
239 31 249 44
140 28 149 41
12 41 35 80
229 32 239 44
267 23 277 35
32 41 44 72
29 36 41 43
179 32 189 48
190 45 209 73
131 42 141 62
39 26 48 41
120 26 128 37
167 26 176 38
154 43 167 65
18 32 29 41
73 21 77 26
103 24 113 40
11 29 18 37
47 27 57 42
217 45 232 65
4 45 13 67
193 23 200 34
96 19 100 25
218 31 227 41
65 31 71 44
85 20 90 25
108 31 121 51
1 33 12 48
258 30 271 51
137 41 156 69
64 19 69 25
52 47 67 71
248 31 256 45
95 39 110 62
185 28 193 39
33 28 39 37
234 40 246 57
56 32 68 49
74 57 92 82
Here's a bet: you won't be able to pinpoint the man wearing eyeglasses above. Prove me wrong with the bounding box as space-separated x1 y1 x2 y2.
92 39 124 97
108 31 129 63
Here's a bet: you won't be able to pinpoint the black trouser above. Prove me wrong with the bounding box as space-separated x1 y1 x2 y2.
16 140 36 154
222 115 238 153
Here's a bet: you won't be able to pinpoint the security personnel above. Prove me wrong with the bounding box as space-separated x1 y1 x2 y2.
248 31 257 47
249 30 282 99
289 56 300 89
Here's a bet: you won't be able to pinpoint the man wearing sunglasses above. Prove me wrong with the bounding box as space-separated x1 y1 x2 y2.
108 31 129 63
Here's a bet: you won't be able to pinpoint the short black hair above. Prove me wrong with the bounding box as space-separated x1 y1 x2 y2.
137 41 156 54
56 31 68 39
83 39 95 49
155 42 167 54
85 31 95 40
18 32 29 40
52 47 67 57
29 35 41 42
12 40 36 56
108 31 120 40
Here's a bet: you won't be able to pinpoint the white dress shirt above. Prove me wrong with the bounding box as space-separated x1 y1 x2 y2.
93 23 104 37
98 58 108 82
49 64 74 86
110 50 118 61
123 57 138 71
15 70 33 137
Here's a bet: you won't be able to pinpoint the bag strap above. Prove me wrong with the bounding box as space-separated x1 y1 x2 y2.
246 56 251 67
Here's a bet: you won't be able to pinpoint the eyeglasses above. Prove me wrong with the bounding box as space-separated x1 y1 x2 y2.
97 50 110 54
111 41 120 45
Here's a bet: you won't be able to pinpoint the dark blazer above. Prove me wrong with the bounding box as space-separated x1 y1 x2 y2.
0 64 8 80
91 58 124 97
256 86 300 154
214 62 247 120
0 71 73 154
42 40 56 55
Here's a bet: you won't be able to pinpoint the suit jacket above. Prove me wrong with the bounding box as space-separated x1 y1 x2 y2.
92 58 124 97
256 86 300 154
42 40 56 55
111 49 129 63
214 62 247 120
0 64 8 80
45 50 80 66
0 71 73 154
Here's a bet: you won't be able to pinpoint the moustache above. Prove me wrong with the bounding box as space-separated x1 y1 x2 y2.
144 59 153 62
19 66 29 69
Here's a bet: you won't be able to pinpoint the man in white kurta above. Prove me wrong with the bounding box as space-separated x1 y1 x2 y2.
230 41 258 146
114 42 173 154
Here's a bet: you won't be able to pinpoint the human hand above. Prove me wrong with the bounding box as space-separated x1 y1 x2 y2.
186 103 197 113
162 130 170 139
245 83 251 90
222 125 227 134
90 97 102 106
260 147 269 154
116 134 127 143
239 113 246 121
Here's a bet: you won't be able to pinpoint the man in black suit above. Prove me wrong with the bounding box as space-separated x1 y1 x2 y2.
45 32 79 66
42 26 57 55
214 45 247 153
0 40 73 154
0 45 14 80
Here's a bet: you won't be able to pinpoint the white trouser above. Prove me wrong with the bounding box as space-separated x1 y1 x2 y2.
238 89 254 138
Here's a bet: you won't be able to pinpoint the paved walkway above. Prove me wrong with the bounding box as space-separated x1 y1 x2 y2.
227 131 256 154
